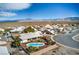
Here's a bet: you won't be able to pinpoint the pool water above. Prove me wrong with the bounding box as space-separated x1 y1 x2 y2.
26 42 45 47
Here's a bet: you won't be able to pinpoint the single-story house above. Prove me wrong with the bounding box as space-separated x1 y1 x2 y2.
45 24 53 29
43 29 60 35
10 26 26 33
19 31 43 43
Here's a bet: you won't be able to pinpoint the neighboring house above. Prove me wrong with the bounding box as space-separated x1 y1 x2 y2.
19 31 43 43
52 25 59 29
59 27 64 32
45 24 53 29
39 27 46 31
39 24 52 32
0 28 4 32
47 29 56 35
2 32 13 41
0 46 9 55
10 26 26 33
43 29 60 35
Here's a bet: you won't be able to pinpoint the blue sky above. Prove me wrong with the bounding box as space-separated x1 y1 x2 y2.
0 3 79 21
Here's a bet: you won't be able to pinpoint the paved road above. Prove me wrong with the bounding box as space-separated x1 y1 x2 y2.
53 29 79 49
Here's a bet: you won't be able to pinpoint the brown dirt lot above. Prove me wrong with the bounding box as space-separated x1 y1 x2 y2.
0 21 79 28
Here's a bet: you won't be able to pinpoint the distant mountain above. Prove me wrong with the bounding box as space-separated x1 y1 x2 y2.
0 20 18 22
0 17 79 22
64 17 79 21
53 17 79 21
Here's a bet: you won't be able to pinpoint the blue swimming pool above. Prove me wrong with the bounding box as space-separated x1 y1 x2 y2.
26 42 45 47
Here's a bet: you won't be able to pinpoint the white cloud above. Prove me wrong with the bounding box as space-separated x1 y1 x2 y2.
0 18 8 21
0 17 17 21
0 3 31 10
0 12 17 17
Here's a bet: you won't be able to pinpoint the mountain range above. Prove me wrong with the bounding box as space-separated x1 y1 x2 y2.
0 17 79 22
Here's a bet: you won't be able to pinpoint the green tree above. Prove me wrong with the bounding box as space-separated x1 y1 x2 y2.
11 36 20 48
24 27 35 33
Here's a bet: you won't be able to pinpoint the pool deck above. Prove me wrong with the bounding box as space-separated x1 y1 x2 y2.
30 44 59 55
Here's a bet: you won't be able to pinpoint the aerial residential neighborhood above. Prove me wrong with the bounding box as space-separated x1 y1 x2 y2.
0 22 79 55
0 3 79 55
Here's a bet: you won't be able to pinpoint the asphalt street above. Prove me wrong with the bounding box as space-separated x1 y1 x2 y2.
54 29 79 49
